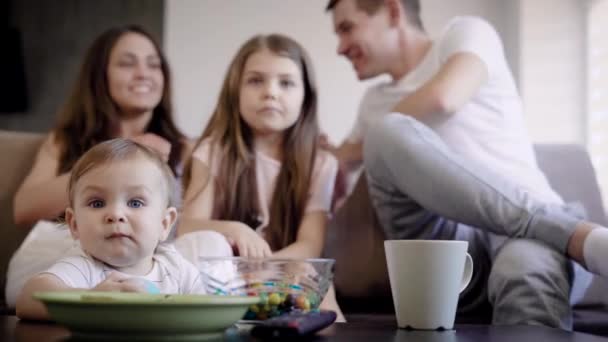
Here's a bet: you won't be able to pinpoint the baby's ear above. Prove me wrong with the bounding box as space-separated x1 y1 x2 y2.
65 207 80 240
160 207 178 242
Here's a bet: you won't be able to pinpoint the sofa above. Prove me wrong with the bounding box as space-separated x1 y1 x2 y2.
0 130 44 313
2 129 608 335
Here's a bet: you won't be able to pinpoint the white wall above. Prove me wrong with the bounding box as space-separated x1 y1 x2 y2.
519 0 587 143
494 1 522 84
165 0 586 144
165 0 500 142
165 0 363 142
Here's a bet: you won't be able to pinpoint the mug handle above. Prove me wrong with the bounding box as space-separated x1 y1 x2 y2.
459 253 474 293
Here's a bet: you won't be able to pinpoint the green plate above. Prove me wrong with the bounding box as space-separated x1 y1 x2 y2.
34 291 260 341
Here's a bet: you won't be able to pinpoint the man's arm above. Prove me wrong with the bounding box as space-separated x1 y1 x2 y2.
330 53 488 166
392 52 488 120
332 140 363 171
319 133 363 172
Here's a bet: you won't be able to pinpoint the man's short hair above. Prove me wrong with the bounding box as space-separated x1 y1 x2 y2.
326 0 424 31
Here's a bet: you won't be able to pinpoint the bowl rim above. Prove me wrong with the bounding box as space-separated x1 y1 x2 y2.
197 256 336 263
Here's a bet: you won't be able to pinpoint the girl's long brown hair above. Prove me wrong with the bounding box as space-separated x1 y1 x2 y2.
54 25 185 176
183 34 319 251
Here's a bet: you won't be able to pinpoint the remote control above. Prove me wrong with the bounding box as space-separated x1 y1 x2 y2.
250 310 337 339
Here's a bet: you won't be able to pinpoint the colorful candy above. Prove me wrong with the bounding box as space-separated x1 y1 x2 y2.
239 285 321 320
243 293 317 319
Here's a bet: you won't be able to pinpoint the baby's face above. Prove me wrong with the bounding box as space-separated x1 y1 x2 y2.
65 156 176 275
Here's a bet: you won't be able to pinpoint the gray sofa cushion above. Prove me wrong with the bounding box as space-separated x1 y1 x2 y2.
534 144 606 226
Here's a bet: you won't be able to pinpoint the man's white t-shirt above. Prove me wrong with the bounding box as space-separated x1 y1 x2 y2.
41 244 208 294
347 16 561 203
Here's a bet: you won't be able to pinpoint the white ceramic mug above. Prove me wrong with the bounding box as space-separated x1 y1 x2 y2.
384 240 473 330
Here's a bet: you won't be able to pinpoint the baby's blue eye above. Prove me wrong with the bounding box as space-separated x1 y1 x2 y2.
88 200 104 208
128 199 144 208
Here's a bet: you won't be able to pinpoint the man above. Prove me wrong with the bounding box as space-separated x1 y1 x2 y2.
325 0 608 330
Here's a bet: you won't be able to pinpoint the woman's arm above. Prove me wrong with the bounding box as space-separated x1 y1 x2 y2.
272 211 328 259
13 134 70 227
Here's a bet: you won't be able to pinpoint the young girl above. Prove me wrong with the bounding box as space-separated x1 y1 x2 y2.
16 139 208 321
175 34 345 321
6 25 190 307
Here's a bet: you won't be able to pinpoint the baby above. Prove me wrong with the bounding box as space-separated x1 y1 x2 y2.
16 138 207 320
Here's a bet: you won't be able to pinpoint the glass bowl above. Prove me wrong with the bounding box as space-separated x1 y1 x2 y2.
199 257 335 320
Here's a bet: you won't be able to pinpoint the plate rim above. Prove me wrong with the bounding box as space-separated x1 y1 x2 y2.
34 291 260 306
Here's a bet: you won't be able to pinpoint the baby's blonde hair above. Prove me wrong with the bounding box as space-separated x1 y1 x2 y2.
68 138 181 208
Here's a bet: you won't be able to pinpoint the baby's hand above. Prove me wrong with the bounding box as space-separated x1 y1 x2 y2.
92 272 148 293
224 222 272 258
130 133 172 162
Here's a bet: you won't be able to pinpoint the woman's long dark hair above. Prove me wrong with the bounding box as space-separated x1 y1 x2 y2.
54 25 185 175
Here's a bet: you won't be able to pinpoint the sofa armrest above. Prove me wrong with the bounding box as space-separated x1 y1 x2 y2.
0 130 45 307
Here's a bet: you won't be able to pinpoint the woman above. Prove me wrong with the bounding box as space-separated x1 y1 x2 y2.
7 25 189 307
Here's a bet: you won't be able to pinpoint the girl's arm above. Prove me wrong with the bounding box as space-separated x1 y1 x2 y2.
180 217 272 257
178 158 272 257
272 211 328 259
13 133 70 227
272 152 338 259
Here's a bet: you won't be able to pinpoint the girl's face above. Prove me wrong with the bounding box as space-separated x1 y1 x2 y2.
107 32 164 117
239 48 305 138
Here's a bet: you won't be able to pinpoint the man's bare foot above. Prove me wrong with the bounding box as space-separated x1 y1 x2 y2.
569 221 608 277
567 221 596 266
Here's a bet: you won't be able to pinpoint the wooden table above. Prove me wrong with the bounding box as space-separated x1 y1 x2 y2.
2 314 607 341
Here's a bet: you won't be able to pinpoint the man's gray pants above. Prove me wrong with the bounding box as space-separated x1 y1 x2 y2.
363 113 583 329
